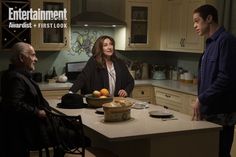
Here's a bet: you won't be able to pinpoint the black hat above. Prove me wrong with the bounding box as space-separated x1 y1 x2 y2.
57 93 87 109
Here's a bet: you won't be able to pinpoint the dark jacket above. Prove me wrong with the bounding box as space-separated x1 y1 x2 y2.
70 57 134 96
0 65 53 156
198 27 236 115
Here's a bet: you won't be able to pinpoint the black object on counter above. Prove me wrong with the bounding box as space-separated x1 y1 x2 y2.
51 66 57 78
57 93 88 109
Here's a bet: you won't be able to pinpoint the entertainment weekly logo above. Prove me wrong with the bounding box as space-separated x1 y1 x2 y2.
8 8 68 29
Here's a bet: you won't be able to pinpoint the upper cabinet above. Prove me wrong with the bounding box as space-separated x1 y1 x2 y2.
114 0 161 50
160 0 205 53
31 0 70 51
0 0 70 51
160 0 217 53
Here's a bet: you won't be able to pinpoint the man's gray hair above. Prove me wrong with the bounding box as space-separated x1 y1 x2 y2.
10 42 31 64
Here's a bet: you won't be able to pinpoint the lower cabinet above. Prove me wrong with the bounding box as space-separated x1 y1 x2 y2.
154 87 185 112
232 129 236 157
41 89 68 99
154 87 196 116
131 85 155 104
183 94 196 116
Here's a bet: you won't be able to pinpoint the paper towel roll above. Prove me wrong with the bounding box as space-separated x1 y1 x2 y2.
141 63 149 79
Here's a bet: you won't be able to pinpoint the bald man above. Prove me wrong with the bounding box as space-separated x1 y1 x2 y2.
1 42 91 157
0 42 54 157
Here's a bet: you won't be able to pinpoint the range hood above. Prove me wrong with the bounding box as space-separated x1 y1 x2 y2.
71 0 126 27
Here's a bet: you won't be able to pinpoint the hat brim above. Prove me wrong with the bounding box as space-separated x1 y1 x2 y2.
57 102 88 109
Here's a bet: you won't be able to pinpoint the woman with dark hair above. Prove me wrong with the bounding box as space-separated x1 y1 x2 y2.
69 35 134 97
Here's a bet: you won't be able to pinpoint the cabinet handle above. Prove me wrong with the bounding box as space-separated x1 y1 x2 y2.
128 37 131 46
183 38 185 47
165 94 171 98
180 38 183 47
141 91 145 95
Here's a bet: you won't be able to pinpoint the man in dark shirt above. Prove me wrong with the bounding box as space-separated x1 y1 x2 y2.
0 42 51 157
192 4 236 157
0 42 89 157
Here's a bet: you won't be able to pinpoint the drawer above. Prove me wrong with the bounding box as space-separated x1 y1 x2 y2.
155 97 183 112
132 86 152 98
154 87 183 104
42 90 68 99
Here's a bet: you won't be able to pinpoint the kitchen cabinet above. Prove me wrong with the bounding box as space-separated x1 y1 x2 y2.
131 85 155 104
41 89 68 99
154 87 185 112
183 94 196 116
0 0 31 50
31 0 70 51
232 130 236 157
160 0 204 53
160 0 215 53
154 86 196 115
114 0 161 50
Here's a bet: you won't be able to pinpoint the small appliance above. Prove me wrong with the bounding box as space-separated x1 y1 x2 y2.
65 61 87 82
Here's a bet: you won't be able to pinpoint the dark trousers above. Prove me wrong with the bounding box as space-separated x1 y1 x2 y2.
219 125 235 157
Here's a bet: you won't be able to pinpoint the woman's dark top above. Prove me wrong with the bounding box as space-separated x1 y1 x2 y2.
69 57 134 96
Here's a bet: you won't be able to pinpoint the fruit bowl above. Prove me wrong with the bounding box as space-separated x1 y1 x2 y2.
85 94 113 108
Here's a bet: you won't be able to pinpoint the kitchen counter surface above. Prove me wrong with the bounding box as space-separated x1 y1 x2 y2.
47 98 219 157
48 98 218 140
135 80 197 95
38 80 197 95
38 82 73 91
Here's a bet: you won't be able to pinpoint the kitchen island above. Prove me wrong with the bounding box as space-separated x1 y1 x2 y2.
47 99 220 157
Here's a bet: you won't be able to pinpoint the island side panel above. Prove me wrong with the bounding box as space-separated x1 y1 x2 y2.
150 129 219 157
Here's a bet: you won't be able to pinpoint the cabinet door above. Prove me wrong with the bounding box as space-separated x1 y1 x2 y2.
41 89 68 99
183 0 204 52
154 87 184 112
165 0 185 50
231 129 236 157
161 0 205 53
183 94 196 116
126 1 152 49
31 0 70 51
131 85 154 104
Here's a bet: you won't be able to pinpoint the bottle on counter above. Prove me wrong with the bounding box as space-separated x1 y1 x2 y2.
167 66 173 80
172 67 178 81
51 67 57 79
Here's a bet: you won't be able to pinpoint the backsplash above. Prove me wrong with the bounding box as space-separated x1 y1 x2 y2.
119 51 201 77
0 27 201 79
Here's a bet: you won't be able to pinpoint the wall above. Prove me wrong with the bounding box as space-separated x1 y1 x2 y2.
0 0 202 79
0 27 114 77
119 51 201 76
0 27 201 79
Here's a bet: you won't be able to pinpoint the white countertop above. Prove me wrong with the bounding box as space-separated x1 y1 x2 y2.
39 80 197 95
38 82 73 91
48 98 219 141
135 80 197 95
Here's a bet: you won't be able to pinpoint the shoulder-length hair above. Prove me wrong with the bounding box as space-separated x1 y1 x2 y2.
92 35 118 68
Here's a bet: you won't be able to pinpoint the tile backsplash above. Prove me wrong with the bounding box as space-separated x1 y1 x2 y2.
0 27 201 79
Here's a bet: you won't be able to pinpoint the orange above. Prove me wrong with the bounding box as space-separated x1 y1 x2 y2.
100 88 109 96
